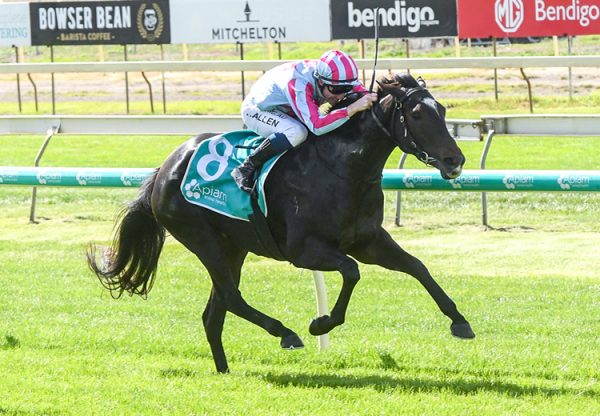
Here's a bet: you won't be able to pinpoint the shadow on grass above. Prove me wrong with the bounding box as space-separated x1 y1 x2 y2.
255 371 599 399
158 362 598 399
0 407 62 416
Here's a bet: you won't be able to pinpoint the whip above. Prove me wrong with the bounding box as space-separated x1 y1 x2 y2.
368 8 381 92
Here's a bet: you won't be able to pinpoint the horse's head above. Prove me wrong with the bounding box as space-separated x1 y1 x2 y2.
375 74 465 179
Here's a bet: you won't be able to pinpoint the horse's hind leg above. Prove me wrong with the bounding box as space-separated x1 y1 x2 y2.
202 287 229 373
350 229 475 339
176 231 303 372
203 260 304 350
201 247 246 373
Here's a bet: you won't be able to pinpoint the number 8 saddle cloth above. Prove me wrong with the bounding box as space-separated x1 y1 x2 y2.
180 130 284 221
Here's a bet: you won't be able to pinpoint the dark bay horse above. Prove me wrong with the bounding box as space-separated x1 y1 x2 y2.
88 74 475 373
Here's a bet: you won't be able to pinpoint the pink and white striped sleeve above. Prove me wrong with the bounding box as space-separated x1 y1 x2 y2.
286 79 350 136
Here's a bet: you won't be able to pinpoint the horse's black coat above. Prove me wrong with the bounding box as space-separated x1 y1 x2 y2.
88 74 475 373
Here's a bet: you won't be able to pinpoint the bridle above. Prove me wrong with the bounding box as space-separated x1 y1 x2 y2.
370 86 438 166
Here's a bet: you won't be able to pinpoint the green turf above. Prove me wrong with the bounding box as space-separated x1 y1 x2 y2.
1 37 600 414
1 130 600 415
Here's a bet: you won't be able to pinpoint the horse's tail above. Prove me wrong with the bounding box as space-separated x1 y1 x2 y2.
87 169 165 298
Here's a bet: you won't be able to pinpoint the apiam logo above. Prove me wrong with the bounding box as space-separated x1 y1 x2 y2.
402 173 433 189
557 174 590 190
120 170 146 187
449 175 481 189
502 173 534 189
36 169 62 185
76 170 102 186
0 168 19 184
184 179 227 203
495 0 524 33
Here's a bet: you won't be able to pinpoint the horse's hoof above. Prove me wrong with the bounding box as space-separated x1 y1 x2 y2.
309 315 332 336
215 365 230 374
451 322 476 339
280 334 304 350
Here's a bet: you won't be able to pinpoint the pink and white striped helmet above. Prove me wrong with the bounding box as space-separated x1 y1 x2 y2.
314 50 359 85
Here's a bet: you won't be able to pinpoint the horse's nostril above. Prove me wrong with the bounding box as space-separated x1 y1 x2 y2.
443 156 464 167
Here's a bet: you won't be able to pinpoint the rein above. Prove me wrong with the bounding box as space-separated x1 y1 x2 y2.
370 88 438 166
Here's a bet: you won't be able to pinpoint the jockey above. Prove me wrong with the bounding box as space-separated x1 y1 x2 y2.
231 49 378 193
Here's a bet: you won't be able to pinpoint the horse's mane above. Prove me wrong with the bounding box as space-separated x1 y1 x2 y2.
329 73 418 113
376 73 418 100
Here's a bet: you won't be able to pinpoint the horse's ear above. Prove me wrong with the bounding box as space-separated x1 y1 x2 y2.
378 80 408 101
416 76 427 88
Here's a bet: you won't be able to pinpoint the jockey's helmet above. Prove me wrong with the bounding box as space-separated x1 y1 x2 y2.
314 50 359 86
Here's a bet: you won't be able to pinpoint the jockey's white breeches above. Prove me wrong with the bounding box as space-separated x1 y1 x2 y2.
241 98 308 147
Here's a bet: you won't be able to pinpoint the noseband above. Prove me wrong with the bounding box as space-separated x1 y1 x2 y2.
371 87 438 166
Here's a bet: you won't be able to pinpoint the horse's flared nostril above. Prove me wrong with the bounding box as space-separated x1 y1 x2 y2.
443 155 465 169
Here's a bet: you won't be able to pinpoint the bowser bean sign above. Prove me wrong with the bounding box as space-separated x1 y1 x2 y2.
30 1 171 45
458 0 600 37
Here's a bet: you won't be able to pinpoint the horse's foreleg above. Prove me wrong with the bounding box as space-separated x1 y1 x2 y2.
350 230 475 339
309 257 360 336
292 243 360 336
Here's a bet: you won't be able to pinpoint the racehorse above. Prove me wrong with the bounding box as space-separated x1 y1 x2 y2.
88 74 475 373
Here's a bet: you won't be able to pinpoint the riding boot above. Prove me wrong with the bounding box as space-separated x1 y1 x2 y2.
231 137 282 193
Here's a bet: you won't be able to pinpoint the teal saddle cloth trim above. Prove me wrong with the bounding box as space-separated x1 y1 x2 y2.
180 130 283 221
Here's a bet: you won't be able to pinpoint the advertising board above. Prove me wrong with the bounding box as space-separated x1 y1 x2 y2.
30 1 171 45
0 3 31 47
331 0 458 39
169 0 331 44
458 0 600 37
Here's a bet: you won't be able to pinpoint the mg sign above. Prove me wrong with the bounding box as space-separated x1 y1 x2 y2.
495 0 524 32
458 0 600 37
458 0 600 38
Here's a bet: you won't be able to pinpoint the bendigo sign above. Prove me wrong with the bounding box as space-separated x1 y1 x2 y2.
458 0 600 38
331 0 458 39
30 1 170 45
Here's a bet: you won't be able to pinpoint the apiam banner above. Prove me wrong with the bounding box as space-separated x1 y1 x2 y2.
458 0 600 38
169 0 331 44
331 0 458 39
29 1 171 45
0 2 31 47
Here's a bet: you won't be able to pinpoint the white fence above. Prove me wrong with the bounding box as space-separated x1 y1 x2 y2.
1 56 600 74
0 114 483 138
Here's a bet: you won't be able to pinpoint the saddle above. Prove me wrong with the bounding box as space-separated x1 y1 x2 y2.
180 130 286 259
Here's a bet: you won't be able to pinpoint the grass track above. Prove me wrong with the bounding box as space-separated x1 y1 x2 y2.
1 220 599 415
2 35 600 410
1 131 600 414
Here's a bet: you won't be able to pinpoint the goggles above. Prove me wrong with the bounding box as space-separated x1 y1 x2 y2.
325 83 354 95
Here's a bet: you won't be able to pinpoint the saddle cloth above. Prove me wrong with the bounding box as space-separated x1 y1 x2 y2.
180 130 284 221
